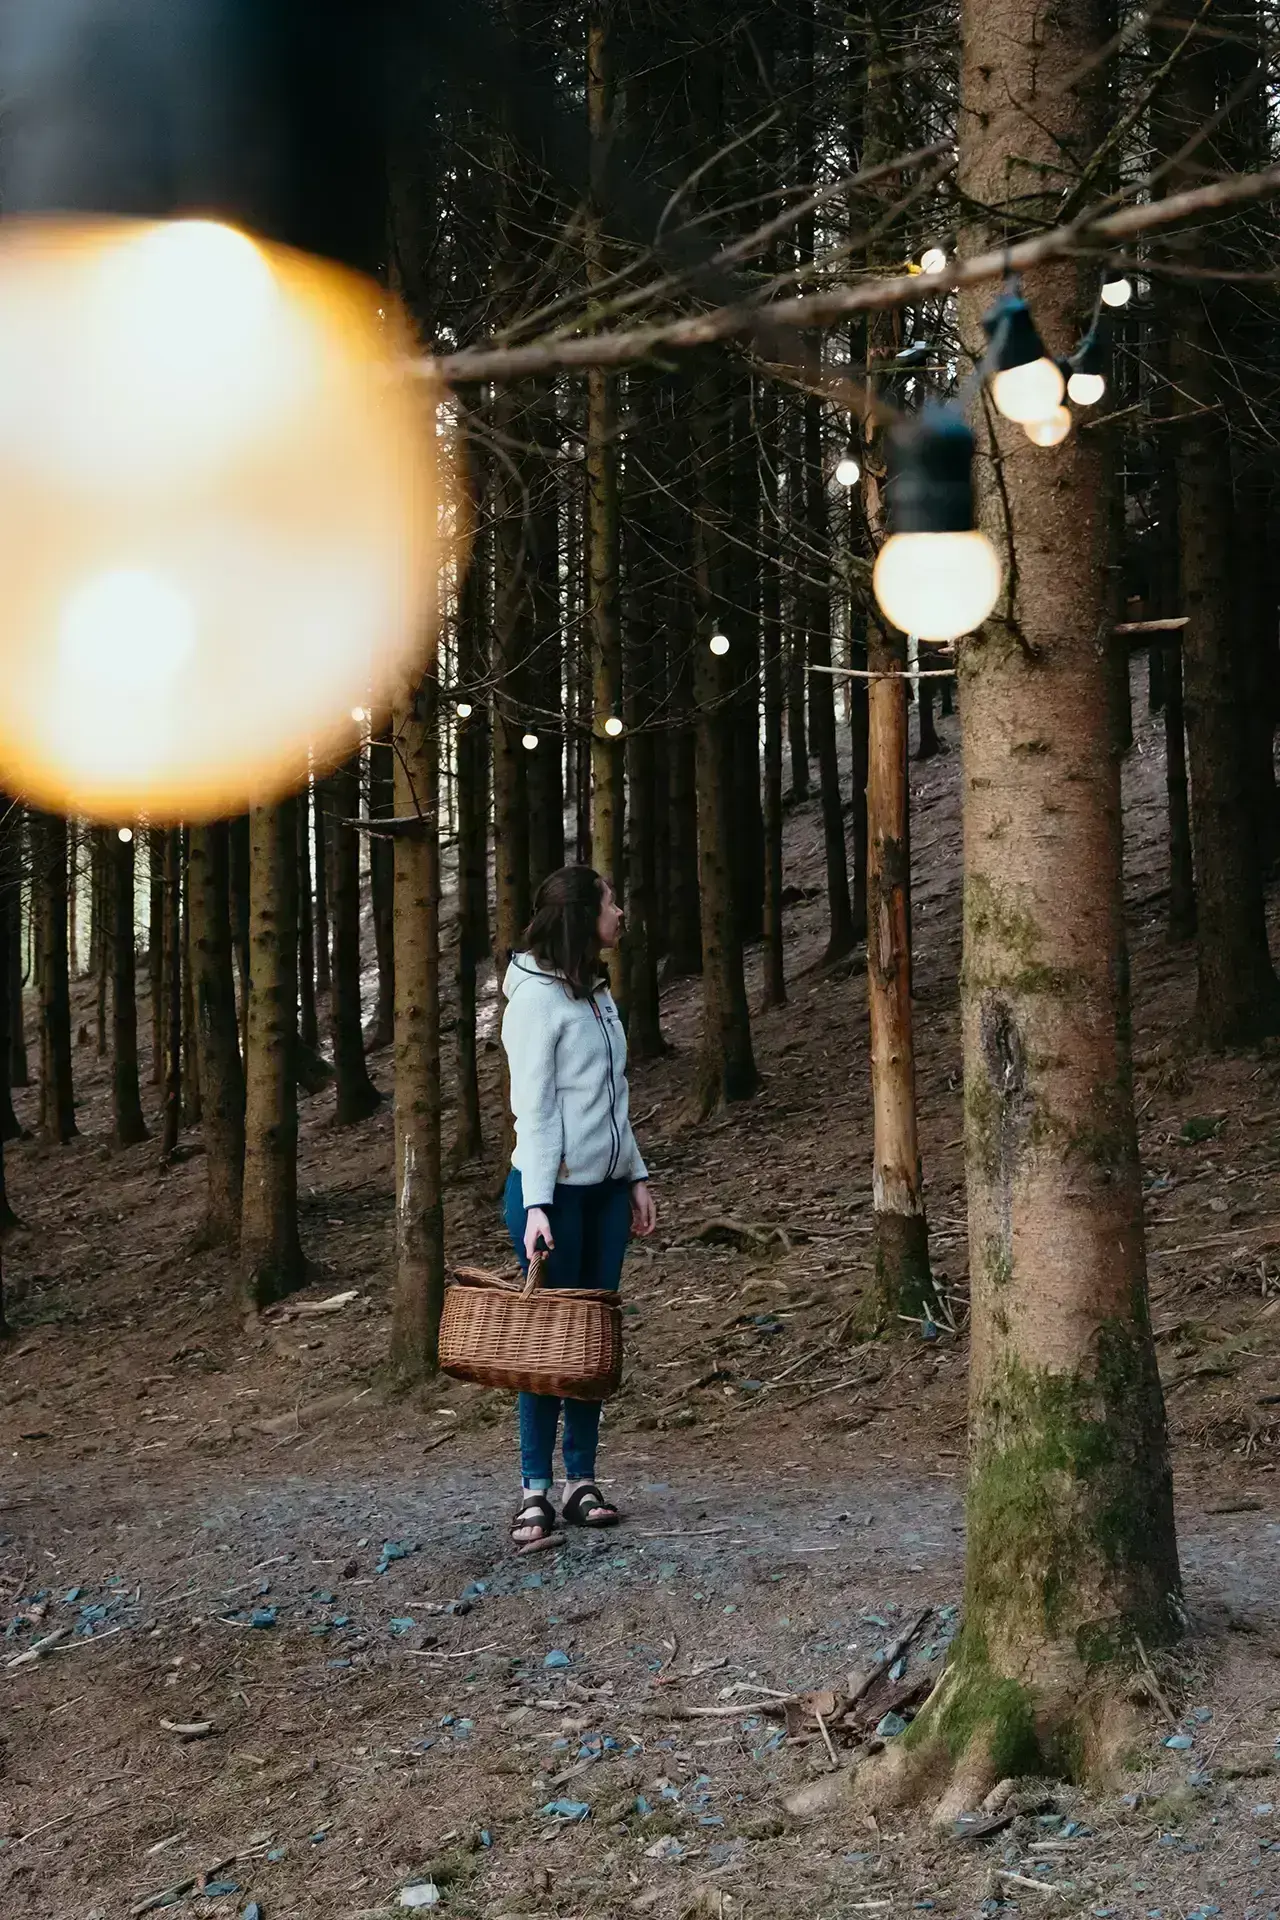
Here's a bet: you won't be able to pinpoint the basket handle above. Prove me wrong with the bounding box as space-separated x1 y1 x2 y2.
521 1248 548 1298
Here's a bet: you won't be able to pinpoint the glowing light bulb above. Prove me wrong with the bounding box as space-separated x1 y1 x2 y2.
1024 407 1072 448
455 701 473 720
709 633 730 656
1100 276 1132 309
919 246 947 275
835 456 861 487
0 216 443 823
872 531 1001 643
1067 370 1106 407
990 357 1066 425
603 715 624 738
522 731 539 751
117 825 133 843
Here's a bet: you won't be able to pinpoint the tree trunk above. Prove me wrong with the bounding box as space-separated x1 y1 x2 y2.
666 621 703 978
326 763 382 1126
67 820 79 980
8 872 28 1087
0 855 21 1143
297 789 319 1053
149 828 165 1086
189 823 245 1246
93 827 110 1057
849 619 871 937
760 376 787 1010
1165 639 1196 941
367 729 396 1051
0 807 27 1108
867 630 932 1320
1159 15 1279 1043
229 814 251 1063
691 363 758 1115
312 788 331 998
160 829 182 1159
865 0 1182 1814
111 827 148 1146
805 389 856 962
453 436 489 1168
390 669 446 1375
587 0 626 996
181 832 201 1127
241 798 306 1308
34 812 75 1143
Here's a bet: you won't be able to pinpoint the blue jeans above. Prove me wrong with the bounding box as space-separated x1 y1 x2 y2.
503 1170 631 1490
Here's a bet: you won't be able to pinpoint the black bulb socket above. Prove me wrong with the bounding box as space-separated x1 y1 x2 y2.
981 286 1052 374
885 406 978 537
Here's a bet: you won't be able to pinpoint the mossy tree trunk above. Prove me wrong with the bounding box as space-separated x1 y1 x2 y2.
391 668 446 1375
189 823 245 1247
241 798 307 1309
870 0 1182 1816
111 827 148 1147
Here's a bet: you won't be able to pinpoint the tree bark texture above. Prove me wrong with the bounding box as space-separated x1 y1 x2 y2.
189 823 246 1247
34 812 75 1143
367 729 396 1052
241 799 306 1308
390 665 446 1376
297 788 319 1053
161 829 182 1159
111 828 148 1146
326 763 382 1126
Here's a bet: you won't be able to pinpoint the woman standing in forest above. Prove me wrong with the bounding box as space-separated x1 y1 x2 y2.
502 866 656 1547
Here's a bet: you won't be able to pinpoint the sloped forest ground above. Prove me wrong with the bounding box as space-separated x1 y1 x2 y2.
0 669 1278 1920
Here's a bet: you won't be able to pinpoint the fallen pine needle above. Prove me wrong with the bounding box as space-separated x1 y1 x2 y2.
406 1642 503 1660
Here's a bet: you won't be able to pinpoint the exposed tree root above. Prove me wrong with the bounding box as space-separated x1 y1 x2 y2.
786 1658 1146 1828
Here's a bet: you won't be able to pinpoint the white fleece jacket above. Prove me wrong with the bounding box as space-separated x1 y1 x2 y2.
502 953 649 1209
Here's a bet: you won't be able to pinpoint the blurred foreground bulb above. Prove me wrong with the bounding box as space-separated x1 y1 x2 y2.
603 715 624 738
0 217 439 823
919 246 947 275
709 633 730 656
1101 274 1132 309
872 408 1001 644
835 456 862 487
982 285 1065 425
1024 407 1072 448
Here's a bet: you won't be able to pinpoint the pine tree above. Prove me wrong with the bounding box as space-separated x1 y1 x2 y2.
189 822 245 1246
111 828 148 1147
241 799 306 1308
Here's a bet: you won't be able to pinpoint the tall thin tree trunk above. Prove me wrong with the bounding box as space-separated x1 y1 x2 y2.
161 829 182 1159
326 764 382 1125
230 814 251 1065
149 829 165 1086
0 855 21 1143
67 820 79 979
367 728 396 1051
878 0 1182 1808
391 669 446 1374
297 789 319 1053
35 812 75 1143
3 807 29 1092
312 788 331 998
189 823 245 1246
111 827 148 1146
93 827 109 1057
866 628 932 1318
182 832 201 1127
453 437 489 1167
587 0 626 992
241 798 306 1308
760 378 787 1009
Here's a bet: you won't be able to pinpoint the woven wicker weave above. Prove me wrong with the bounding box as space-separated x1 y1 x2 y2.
439 1251 623 1400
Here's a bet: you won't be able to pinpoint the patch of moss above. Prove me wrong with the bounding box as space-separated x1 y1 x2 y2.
904 1635 1041 1779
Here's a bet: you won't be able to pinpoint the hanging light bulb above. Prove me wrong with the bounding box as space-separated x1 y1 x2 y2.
871 407 1002 644
1100 272 1133 309
0 2 447 826
1024 407 1073 448
351 706 370 725
835 455 861 487
919 245 948 275
117 826 134 843
522 731 539 751
455 701 473 720
982 285 1066 425
603 715 624 738
709 633 730 656
1066 330 1107 407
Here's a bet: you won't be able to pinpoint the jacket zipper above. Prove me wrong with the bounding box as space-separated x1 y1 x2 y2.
591 996 622 1180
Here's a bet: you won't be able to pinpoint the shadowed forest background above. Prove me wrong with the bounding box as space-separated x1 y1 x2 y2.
1 1 1280 1916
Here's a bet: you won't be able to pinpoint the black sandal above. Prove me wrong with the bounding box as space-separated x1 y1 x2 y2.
511 1493 557 1548
561 1485 620 1529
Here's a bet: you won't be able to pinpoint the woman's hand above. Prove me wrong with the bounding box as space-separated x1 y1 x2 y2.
630 1181 657 1237
525 1207 554 1263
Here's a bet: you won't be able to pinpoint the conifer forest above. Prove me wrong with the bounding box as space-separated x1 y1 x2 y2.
1 1 1280 1915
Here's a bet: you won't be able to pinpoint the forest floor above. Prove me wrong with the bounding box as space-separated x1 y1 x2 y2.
0 670 1278 1920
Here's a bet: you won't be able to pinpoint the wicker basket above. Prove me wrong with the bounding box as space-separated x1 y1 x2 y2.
439 1252 623 1400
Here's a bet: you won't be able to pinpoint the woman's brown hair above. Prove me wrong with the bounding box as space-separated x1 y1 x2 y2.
521 866 606 1000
